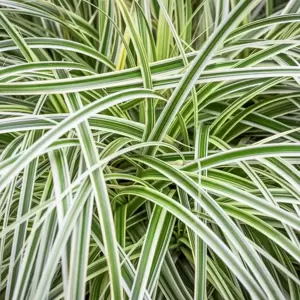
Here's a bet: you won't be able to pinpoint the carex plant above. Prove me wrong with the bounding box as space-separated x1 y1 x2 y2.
0 0 300 299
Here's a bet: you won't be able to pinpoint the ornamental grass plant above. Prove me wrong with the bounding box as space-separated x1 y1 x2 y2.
1 0 300 299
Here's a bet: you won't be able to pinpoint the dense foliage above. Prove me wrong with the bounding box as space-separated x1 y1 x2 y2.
1 0 300 299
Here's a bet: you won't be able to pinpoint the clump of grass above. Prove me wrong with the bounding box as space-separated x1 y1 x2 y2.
0 0 300 299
